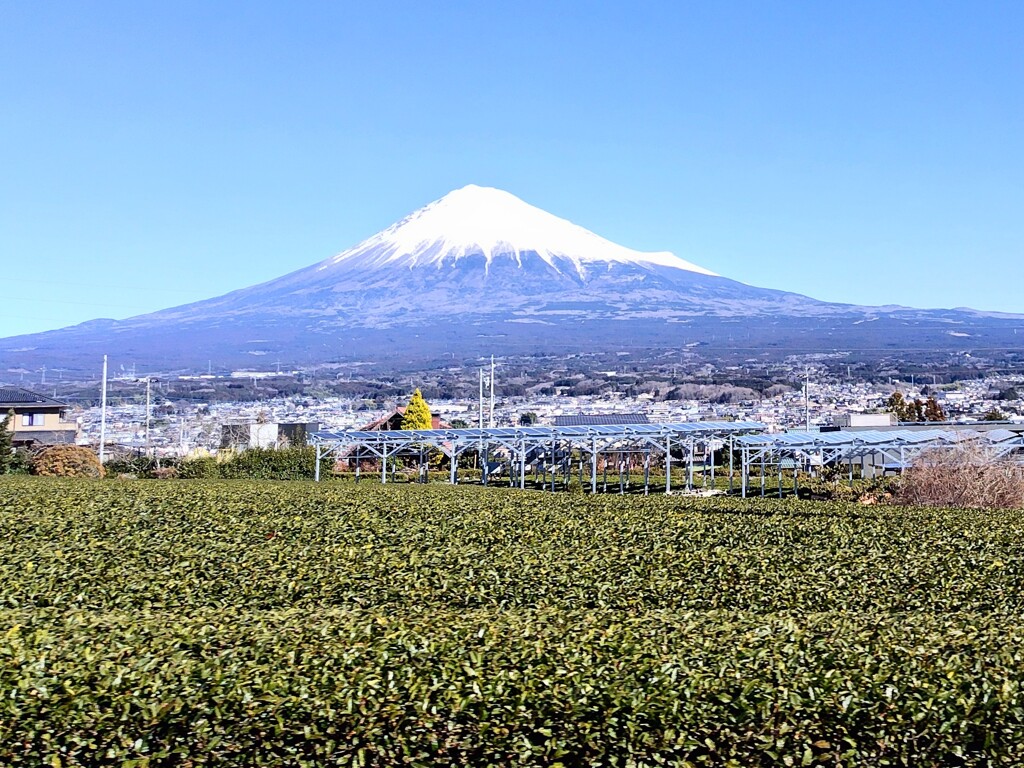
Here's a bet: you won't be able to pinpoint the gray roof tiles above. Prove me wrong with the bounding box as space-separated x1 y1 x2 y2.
0 387 67 408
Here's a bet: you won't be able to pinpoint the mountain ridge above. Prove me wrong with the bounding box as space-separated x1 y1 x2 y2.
1 185 1021 374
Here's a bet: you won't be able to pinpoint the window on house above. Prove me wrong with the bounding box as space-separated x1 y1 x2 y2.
21 413 45 426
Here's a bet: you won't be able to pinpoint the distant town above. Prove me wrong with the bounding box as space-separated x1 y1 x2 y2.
3 350 1021 458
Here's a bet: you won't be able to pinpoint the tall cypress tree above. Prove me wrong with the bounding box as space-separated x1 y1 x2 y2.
0 409 14 475
400 389 433 430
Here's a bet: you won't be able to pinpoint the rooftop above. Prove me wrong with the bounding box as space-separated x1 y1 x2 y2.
553 413 650 427
0 387 67 408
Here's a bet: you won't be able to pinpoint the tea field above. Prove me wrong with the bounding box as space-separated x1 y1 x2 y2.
2 477 1024 766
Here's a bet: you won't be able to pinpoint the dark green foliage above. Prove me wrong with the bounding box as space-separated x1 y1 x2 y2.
103 454 162 477
795 474 899 502
887 392 945 422
3 478 1024 765
983 407 1008 421
176 455 220 478
886 391 910 421
0 409 12 474
216 446 329 480
176 447 330 480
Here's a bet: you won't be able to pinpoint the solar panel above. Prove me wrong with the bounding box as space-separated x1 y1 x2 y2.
313 420 768 446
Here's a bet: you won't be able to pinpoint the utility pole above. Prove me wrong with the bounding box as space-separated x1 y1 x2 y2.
145 377 152 457
478 368 484 429
489 355 495 428
804 366 810 432
99 355 108 465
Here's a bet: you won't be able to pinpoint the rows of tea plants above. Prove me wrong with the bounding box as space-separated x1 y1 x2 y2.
2 477 1024 765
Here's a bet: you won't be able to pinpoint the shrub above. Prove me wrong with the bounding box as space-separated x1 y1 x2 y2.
103 454 158 477
896 443 1024 509
217 446 330 480
176 447 331 480
177 455 220 479
30 445 104 478
797 475 899 503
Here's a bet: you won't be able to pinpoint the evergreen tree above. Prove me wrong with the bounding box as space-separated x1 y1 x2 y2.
983 408 1007 422
886 392 911 422
400 389 432 430
0 409 12 475
909 398 926 422
924 396 946 422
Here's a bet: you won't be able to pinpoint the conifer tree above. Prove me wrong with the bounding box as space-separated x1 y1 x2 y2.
886 392 910 422
924 396 946 422
909 398 926 422
0 410 15 475
400 389 432 430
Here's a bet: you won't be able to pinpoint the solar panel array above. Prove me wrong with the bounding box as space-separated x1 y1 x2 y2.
313 420 766 445
736 428 1024 450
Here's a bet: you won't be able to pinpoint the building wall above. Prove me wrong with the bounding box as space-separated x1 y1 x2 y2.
5 408 76 434
836 413 896 428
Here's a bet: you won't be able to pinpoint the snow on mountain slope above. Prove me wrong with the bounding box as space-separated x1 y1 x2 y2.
3 183 1021 374
318 184 718 276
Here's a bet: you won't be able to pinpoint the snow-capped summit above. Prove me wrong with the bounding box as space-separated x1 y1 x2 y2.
320 184 717 276
4 183 1019 374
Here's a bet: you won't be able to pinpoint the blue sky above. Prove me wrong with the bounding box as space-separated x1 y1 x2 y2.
2 1 1022 337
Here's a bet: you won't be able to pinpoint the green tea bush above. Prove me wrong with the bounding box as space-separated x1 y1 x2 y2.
3 478 1024 765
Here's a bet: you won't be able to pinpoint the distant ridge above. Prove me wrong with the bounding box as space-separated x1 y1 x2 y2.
1 185 1021 374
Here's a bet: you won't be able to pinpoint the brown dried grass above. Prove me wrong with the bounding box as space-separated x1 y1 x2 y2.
895 442 1024 510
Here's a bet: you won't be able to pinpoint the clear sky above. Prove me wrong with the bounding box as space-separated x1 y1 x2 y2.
2 1 1022 338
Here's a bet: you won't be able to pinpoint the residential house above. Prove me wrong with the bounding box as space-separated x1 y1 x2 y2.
0 387 80 447
360 407 448 431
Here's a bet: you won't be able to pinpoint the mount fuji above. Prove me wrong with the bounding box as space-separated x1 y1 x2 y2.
1 185 1021 373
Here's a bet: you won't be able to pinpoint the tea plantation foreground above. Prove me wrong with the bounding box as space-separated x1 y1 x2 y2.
2 478 1024 766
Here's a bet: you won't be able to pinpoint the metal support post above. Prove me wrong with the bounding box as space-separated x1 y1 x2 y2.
760 453 766 497
665 435 672 494
550 440 556 492
314 444 321 482
591 438 598 494
687 439 694 490
729 437 734 494
741 447 748 498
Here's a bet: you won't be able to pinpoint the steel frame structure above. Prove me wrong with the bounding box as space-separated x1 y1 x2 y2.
311 421 766 493
734 428 1024 497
